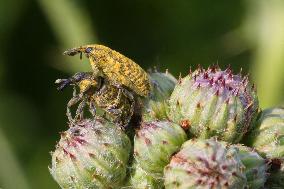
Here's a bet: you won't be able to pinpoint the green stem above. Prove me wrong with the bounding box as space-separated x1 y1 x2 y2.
38 0 98 73
248 0 284 108
0 128 30 189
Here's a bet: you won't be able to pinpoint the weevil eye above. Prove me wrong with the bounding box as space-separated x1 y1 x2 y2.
85 47 93 53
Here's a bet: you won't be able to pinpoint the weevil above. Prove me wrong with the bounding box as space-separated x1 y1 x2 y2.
63 44 151 97
55 72 135 127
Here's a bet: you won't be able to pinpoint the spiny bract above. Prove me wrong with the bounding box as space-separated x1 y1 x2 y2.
232 144 267 189
126 162 163 189
168 65 259 143
63 44 151 97
134 121 187 174
49 118 131 189
164 138 247 189
143 69 177 121
245 107 284 158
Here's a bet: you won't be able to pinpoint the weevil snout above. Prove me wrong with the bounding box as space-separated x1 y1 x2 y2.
63 46 94 59
63 47 83 56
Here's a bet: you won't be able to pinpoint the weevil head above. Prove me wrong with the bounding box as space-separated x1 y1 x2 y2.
63 44 103 59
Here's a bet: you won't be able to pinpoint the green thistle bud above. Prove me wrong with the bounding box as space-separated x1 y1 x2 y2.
233 145 268 189
134 121 187 174
49 118 131 189
245 107 284 158
169 65 259 143
148 69 177 102
126 162 163 189
164 138 247 189
143 70 177 121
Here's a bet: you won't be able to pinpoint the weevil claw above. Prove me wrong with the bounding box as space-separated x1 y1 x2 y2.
55 79 71 91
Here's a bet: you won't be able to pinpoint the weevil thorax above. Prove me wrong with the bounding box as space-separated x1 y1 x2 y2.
77 78 100 94
79 44 151 97
81 44 108 73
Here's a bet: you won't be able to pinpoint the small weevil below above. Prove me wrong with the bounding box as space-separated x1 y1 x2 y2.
55 72 136 127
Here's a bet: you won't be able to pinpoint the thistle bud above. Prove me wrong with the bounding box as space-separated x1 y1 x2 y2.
49 118 131 189
143 70 177 121
126 162 163 189
134 121 187 174
245 107 284 158
164 139 247 189
169 66 259 143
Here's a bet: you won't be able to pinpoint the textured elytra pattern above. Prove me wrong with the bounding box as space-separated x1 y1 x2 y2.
63 44 151 97
49 118 131 189
134 121 187 174
164 139 247 189
245 107 284 158
168 65 259 143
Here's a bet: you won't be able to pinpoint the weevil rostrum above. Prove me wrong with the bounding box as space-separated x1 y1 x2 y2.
55 72 136 127
63 44 151 97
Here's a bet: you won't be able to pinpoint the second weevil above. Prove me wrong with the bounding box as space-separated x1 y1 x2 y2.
55 72 136 127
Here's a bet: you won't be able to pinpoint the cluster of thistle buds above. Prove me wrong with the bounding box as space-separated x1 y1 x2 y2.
50 44 284 189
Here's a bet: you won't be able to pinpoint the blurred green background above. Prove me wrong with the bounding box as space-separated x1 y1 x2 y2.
0 0 284 188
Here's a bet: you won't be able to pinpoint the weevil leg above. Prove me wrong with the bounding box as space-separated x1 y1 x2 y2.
55 79 71 91
107 88 123 110
113 86 135 128
111 83 135 105
113 83 135 113
120 87 135 114
88 100 97 120
72 72 93 82
74 97 87 121
72 86 77 97
67 95 82 126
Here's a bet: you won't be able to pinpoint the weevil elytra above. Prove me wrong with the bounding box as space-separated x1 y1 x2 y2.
63 44 151 97
55 72 136 127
